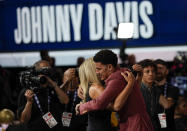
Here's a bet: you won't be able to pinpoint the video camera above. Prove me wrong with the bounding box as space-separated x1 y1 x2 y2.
19 67 54 92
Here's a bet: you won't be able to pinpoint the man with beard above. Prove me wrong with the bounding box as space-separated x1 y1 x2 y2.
17 60 69 131
155 59 179 131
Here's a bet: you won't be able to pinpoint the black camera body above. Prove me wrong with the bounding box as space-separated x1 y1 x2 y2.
75 67 79 77
19 67 52 92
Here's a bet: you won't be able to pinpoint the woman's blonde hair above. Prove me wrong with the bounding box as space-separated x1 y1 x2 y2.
79 57 101 102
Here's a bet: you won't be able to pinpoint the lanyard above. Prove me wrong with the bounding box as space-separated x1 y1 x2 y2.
65 90 77 112
34 89 51 115
162 83 168 113
163 83 168 97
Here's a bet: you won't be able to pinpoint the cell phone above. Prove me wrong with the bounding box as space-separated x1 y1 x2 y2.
129 66 137 77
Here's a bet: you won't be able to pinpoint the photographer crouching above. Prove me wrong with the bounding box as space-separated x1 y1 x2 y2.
17 60 69 131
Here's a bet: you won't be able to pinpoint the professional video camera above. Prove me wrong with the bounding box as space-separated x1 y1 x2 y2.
19 67 54 92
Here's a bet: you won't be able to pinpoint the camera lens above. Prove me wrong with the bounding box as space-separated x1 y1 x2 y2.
39 76 47 85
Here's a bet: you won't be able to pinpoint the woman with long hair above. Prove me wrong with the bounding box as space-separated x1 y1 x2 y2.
77 58 136 131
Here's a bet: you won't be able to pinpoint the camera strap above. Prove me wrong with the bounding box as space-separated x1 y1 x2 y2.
34 89 51 115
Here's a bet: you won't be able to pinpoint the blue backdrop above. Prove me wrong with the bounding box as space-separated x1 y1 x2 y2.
0 0 187 52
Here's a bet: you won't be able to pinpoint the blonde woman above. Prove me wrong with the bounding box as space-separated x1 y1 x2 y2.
77 58 136 131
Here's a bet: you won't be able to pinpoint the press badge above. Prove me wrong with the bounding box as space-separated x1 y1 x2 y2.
42 112 58 128
62 112 72 127
158 113 167 128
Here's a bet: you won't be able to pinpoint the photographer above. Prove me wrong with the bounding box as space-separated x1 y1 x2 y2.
17 60 69 131
60 68 87 131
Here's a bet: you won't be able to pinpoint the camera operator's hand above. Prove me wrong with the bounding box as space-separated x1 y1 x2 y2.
25 90 34 103
21 89 34 123
44 76 69 104
61 68 79 91
63 68 76 83
44 75 58 88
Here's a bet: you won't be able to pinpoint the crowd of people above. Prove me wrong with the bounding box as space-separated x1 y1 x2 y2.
0 49 186 131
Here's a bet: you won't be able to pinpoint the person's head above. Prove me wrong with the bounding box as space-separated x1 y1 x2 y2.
34 60 51 70
138 59 157 86
0 109 15 125
93 49 118 81
34 60 51 87
62 68 79 92
79 58 101 101
154 59 169 82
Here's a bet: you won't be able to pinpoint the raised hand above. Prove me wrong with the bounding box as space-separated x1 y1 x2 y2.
25 89 34 103
121 71 135 86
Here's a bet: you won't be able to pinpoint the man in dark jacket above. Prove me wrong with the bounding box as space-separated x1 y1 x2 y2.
155 59 179 131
